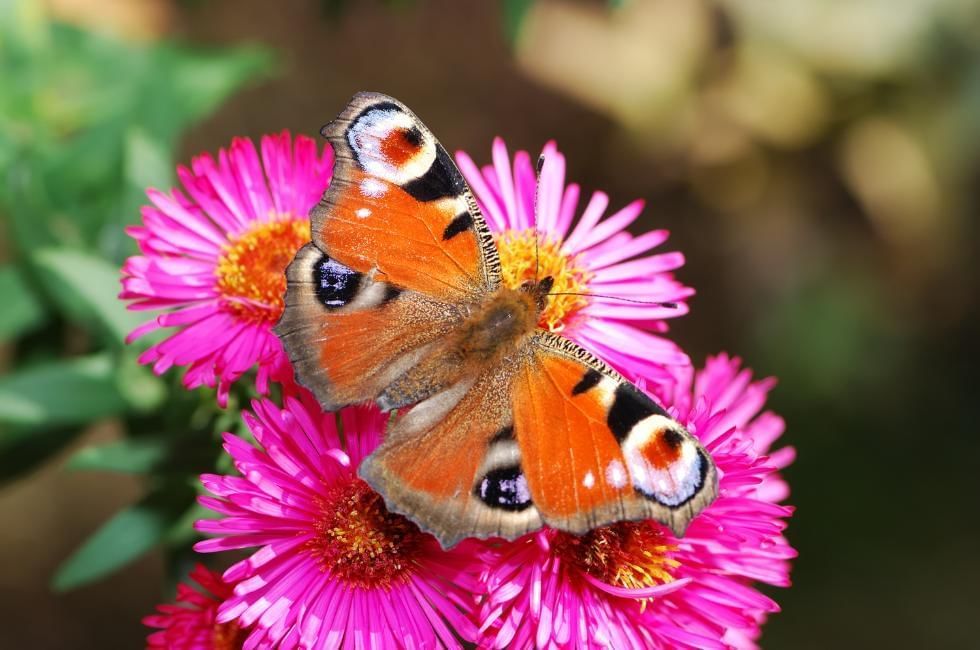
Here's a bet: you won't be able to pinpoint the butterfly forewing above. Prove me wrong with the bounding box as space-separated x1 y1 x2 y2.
311 92 500 300
278 243 462 410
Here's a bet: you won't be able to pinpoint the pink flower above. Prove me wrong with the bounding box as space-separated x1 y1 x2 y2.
194 392 485 649
456 139 693 388
120 132 332 406
478 354 796 649
143 564 246 649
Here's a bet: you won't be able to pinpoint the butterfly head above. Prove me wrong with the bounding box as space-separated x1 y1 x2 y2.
520 275 554 314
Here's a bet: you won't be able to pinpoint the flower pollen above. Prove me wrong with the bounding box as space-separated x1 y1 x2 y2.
553 521 679 592
306 478 425 589
496 229 592 331
215 217 310 324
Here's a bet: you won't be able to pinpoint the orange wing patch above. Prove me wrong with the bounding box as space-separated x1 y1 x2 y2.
276 243 461 411
360 365 543 548
512 335 719 536
311 92 500 301
310 301 449 407
379 126 424 166
512 353 633 529
319 169 483 299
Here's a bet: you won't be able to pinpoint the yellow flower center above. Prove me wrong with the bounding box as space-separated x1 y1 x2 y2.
495 229 593 331
215 217 310 324
306 479 424 589
553 521 679 595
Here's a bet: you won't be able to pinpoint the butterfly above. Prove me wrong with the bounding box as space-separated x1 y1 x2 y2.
276 92 718 548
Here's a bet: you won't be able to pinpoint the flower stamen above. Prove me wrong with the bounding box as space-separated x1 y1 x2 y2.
215 217 310 324
306 479 425 589
553 521 679 595
495 229 593 331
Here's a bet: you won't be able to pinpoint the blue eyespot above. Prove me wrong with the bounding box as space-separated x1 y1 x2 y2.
313 255 362 308
476 466 533 512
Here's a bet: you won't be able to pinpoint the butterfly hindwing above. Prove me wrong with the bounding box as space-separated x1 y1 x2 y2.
312 92 500 301
511 333 718 537
358 330 717 547
359 363 543 548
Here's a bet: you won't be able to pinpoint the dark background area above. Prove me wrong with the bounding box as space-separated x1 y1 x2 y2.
1 0 978 647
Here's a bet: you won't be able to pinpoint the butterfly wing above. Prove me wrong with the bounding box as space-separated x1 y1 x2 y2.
312 92 500 300
277 93 500 409
512 332 718 537
360 332 717 548
359 362 544 549
277 243 463 409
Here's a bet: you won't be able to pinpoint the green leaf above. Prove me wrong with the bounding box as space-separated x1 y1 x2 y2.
31 247 143 345
0 354 127 428
0 265 45 340
66 436 172 474
0 20 273 262
503 0 535 44
52 483 195 591
101 127 175 259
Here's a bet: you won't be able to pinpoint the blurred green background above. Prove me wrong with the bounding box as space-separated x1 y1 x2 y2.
1 0 977 647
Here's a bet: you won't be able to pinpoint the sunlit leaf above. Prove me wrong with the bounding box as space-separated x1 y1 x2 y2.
123 127 173 193
0 20 273 260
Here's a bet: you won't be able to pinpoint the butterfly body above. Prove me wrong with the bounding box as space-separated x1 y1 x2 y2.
277 92 718 548
455 277 551 358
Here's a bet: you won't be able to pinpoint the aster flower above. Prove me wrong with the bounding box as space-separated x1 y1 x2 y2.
143 564 246 650
120 132 332 406
478 354 796 649
194 392 485 649
456 139 693 388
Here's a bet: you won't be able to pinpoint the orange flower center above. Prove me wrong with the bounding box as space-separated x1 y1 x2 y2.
495 229 593 332
212 619 247 650
306 479 425 589
215 217 310 324
552 521 678 592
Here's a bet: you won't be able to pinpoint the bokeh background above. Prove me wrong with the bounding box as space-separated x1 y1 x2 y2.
1 0 978 647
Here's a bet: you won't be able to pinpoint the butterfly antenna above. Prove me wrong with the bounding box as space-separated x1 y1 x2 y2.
534 154 545 283
547 291 680 308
